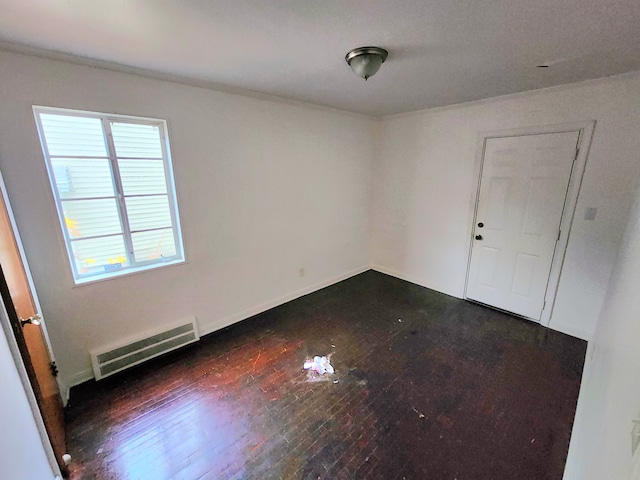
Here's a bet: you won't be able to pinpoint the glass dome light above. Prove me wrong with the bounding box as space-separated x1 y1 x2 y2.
345 46 388 81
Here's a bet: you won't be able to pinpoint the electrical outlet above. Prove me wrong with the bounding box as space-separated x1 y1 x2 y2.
298 267 305 277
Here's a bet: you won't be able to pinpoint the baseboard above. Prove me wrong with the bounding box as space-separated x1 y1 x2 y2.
371 264 462 299
199 265 371 337
548 320 591 341
62 368 94 405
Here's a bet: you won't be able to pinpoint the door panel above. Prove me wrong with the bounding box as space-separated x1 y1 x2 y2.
478 246 500 287
466 131 579 320
486 177 510 229
511 253 537 296
0 180 67 474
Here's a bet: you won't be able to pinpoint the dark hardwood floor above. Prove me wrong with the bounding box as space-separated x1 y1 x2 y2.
66 271 586 480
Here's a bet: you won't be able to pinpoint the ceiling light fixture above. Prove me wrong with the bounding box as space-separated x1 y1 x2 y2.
345 46 388 81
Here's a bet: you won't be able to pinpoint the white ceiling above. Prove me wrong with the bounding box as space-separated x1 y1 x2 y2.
0 0 639 116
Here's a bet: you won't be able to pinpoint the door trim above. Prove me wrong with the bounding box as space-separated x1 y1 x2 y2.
464 121 596 326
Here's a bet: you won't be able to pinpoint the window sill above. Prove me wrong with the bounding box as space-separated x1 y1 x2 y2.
73 258 186 287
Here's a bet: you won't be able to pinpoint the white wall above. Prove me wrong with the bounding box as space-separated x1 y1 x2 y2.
563 173 640 479
0 303 57 480
371 73 640 339
0 51 374 389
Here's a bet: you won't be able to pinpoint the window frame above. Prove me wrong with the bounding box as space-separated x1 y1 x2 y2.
33 106 185 284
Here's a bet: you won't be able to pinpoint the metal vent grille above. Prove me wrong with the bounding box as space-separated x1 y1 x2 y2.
90 318 199 380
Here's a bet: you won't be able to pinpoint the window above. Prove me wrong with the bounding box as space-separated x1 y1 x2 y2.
33 106 184 284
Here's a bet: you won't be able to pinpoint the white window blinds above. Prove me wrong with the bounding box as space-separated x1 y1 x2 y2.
34 107 184 283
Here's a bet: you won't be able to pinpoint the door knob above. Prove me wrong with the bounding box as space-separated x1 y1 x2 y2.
475 235 483 240
20 314 41 328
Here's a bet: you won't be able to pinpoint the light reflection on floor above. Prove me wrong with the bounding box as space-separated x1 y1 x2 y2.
111 390 250 479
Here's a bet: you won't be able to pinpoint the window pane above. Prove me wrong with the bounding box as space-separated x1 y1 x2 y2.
119 159 167 195
40 114 107 157
35 107 184 283
62 198 122 238
71 235 129 276
111 122 163 159
132 228 176 262
125 195 172 232
51 158 114 199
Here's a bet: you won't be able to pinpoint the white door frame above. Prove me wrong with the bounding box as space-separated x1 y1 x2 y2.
464 121 596 326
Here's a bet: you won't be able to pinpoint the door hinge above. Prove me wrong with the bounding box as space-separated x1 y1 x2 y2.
574 148 580 161
50 361 59 377
557 229 561 241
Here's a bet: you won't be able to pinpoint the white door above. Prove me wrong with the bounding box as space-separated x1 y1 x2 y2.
466 131 580 320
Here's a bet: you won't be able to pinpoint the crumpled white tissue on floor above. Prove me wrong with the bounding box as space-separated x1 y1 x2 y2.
303 355 335 375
